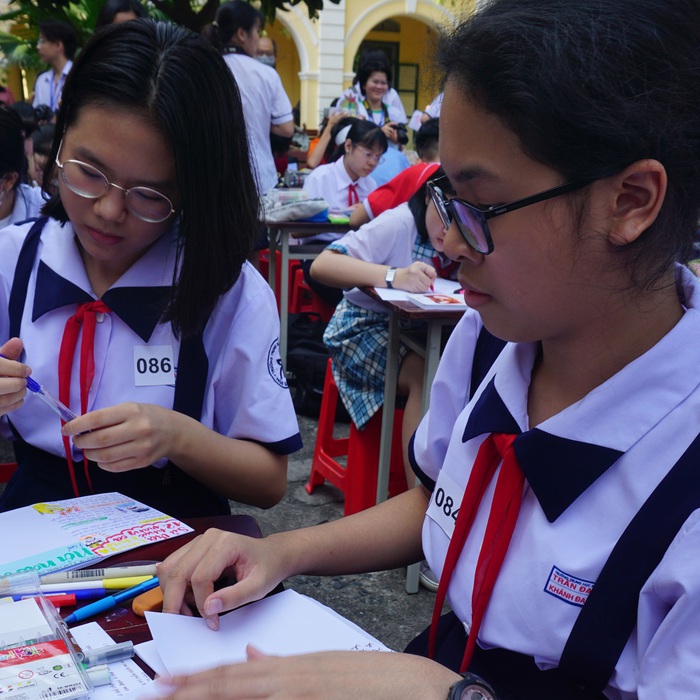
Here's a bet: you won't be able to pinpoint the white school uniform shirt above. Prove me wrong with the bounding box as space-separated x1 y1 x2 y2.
0 218 301 461
302 157 377 243
32 61 73 111
0 185 44 230
328 203 426 313
223 52 293 194
410 266 700 699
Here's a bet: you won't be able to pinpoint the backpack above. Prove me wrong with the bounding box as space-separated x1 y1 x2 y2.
286 312 349 421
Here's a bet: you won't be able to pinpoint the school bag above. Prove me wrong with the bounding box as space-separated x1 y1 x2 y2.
286 312 349 421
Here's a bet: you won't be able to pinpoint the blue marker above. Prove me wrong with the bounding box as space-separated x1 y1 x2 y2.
63 577 160 625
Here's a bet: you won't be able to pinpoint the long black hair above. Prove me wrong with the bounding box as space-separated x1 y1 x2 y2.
43 19 258 337
331 119 388 162
438 0 700 288
204 0 263 55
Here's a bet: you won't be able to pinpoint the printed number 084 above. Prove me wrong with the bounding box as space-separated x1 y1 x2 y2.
434 487 460 522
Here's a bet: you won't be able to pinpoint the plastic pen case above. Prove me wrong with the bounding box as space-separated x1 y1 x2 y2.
0 571 93 699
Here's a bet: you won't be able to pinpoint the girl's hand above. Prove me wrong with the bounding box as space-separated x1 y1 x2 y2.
0 338 29 416
158 529 290 630
396 262 438 293
159 647 461 700
62 402 176 472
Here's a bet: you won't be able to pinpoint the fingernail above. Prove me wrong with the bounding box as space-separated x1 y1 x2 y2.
205 598 223 615
205 617 218 631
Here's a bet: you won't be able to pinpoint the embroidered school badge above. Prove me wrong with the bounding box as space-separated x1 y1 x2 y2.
267 338 288 388
544 566 594 607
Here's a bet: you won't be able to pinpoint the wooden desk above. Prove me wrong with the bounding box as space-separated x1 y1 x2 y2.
265 220 350 370
79 515 262 647
361 289 464 593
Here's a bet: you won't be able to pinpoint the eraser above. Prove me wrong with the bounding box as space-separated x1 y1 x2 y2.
132 585 163 617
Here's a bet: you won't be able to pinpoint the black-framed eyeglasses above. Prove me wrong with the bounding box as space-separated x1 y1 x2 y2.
55 140 176 224
427 175 590 255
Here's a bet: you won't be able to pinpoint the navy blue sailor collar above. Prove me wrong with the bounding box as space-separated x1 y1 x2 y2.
463 305 700 522
31 222 175 343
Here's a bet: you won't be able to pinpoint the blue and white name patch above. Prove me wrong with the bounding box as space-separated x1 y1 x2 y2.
544 566 594 607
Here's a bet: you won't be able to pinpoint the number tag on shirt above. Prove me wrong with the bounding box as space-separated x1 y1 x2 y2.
426 471 464 539
133 345 175 386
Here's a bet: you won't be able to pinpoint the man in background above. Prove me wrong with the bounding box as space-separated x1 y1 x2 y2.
33 20 76 115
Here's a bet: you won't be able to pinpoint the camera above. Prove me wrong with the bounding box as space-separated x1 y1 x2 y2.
394 123 409 145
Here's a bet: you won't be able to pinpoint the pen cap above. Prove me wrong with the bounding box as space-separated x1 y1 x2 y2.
83 641 134 668
0 571 41 595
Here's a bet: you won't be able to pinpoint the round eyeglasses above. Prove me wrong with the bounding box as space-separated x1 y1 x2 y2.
55 143 176 223
427 175 590 255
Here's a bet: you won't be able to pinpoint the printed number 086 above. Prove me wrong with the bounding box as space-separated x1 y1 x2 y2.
136 357 171 374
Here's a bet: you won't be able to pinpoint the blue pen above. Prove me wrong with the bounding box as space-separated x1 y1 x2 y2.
25 376 79 422
63 577 160 625
0 354 78 422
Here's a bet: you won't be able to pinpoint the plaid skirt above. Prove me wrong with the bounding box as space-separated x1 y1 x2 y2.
323 298 425 429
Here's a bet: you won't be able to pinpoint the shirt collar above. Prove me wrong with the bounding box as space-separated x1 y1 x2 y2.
333 157 357 191
31 220 175 342
462 279 700 522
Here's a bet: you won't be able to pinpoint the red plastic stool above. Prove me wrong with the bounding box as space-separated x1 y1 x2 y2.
0 462 18 484
258 248 301 312
306 359 407 516
290 266 315 315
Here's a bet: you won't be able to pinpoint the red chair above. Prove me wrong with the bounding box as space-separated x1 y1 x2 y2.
289 267 337 322
306 360 407 516
0 462 18 483
258 248 302 312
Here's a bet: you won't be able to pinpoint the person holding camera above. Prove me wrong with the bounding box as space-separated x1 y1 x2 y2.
339 59 407 148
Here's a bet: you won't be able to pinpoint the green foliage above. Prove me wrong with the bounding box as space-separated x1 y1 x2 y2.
0 0 342 64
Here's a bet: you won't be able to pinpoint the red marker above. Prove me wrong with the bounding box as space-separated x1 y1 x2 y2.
13 593 77 607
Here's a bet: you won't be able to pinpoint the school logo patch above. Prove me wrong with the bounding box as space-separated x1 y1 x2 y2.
267 338 288 388
544 566 594 607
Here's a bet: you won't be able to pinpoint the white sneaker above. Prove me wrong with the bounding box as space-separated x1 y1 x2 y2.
419 561 439 592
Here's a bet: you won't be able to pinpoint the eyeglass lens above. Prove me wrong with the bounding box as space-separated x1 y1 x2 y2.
60 160 173 223
448 199 491 254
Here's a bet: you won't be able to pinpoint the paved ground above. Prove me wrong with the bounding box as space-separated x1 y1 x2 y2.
0 414 441 653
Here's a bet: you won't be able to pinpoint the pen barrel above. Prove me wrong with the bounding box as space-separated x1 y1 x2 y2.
70 595 117 623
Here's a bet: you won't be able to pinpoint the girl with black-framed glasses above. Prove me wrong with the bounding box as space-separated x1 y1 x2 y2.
157 1 700 698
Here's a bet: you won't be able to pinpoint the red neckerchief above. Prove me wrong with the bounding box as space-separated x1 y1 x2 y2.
428 432 525 672
432 254 459 280
58 300 111 496
348 183 359 207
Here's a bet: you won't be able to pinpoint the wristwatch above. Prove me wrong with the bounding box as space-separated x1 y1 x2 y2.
446 672 498 700
385 266 397 289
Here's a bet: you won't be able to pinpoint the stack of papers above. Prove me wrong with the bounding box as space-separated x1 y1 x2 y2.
136 589 391 677
0 493 193 577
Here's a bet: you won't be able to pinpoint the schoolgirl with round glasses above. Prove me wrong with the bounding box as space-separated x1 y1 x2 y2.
0 20 301 519
54 140 175 223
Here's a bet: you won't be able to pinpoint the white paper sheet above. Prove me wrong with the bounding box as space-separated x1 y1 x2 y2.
373 277 464 304
145 589 391 676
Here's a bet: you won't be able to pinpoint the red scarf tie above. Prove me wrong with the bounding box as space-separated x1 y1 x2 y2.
432 255 459 280
58 300 111 496
428 432 525 672
347 183 359 207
